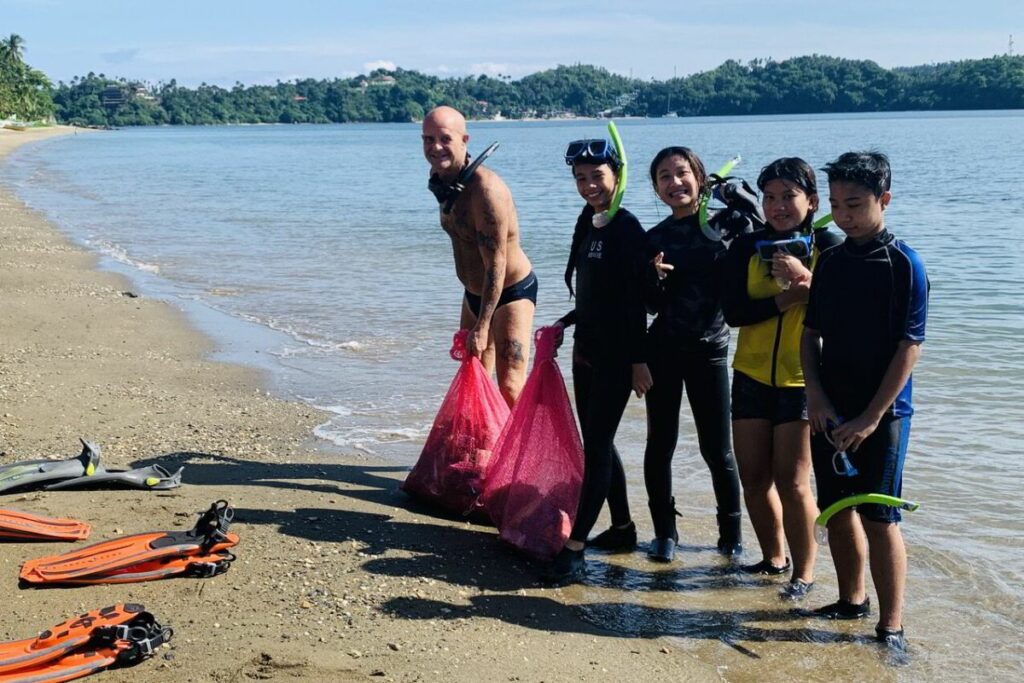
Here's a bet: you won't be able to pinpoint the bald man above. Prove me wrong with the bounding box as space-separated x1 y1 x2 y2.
422 106 535 406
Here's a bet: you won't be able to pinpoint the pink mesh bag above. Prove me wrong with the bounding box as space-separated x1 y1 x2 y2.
481 326 584 559
402 330 510 516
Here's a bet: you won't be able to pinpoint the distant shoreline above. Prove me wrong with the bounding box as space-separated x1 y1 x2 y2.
47 55 1023 127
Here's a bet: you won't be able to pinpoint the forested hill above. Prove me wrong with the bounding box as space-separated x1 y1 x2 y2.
19 54 1024 126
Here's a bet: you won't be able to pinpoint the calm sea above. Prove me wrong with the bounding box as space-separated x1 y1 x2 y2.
4 112 1023 680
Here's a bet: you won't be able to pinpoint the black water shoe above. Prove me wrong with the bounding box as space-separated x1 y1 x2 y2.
647 536 677 563
876 626 907 650
778 579 814 601
876 626 910 666
810 598 871 620
541 547 585 585
586 521 637 553
739 558 791 575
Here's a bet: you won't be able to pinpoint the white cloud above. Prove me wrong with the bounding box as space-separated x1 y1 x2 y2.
363 59 396 72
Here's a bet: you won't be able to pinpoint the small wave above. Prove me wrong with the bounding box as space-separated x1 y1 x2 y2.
312 419 428 453
233 312 373 354
88 239 160 274
206 287 243 297
308 402 353 416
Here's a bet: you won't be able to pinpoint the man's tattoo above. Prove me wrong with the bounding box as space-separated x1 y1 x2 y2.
479 264 499 319
502 339 525 364
476 231 499 251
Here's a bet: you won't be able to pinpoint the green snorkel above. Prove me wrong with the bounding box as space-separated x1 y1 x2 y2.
811 213 833 230
814 494 920 545
698 155 742 240
592 121 627 228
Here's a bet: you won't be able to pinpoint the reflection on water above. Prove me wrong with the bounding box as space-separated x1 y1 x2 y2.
3 111 1023 681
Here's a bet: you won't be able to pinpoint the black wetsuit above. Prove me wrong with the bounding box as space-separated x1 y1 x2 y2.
643 213 741 539
559 205 647 543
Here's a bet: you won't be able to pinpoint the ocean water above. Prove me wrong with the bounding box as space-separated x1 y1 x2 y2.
3 112 1023 680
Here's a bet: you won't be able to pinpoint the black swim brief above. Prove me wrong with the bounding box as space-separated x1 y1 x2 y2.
464 271 538 318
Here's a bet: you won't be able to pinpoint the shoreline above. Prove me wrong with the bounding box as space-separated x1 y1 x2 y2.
0 127 724 682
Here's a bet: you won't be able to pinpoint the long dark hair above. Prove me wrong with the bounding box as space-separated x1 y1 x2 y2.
564 205 595 297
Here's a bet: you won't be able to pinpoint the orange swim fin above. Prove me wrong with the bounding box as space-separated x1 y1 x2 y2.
53 550 237 585
19 500 237 586
0 604 138 674
0 509 91 542
0 604 167 680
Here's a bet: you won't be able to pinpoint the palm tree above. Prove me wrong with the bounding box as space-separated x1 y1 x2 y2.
0 33 26 66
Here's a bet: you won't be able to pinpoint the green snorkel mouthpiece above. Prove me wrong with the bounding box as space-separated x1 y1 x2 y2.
592 121 627 228
814 494 920 545
698 155 742 240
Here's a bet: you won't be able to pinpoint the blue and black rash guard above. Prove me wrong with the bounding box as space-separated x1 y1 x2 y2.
645 213 730 349
805 229 929 418
560 205 648 364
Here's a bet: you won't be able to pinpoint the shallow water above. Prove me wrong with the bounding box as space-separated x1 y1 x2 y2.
3 112 1023 680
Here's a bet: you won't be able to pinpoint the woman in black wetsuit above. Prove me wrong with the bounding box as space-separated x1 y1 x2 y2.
544 137 652 584
642 146 743 562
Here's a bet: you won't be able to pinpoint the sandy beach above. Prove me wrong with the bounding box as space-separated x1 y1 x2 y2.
0 127 723 682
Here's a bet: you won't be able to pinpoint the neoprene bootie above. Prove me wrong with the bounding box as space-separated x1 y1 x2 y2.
647 498 680 563
716 508 743 556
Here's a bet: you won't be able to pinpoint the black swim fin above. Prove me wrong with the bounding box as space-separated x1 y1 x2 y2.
45 464 183 491
0 440 100 494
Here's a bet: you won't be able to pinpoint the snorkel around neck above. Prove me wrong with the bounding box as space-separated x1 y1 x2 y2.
428 141 500 214
592 121 627 228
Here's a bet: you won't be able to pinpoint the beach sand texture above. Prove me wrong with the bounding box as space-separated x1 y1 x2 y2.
0 128 720 682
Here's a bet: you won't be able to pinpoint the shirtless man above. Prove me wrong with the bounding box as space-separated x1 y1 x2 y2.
422 106 535 406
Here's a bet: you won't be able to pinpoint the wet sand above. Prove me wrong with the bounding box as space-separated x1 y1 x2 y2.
0 127 727 682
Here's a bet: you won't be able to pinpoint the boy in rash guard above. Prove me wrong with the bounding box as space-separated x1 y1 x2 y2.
543 137 652 584
801 152 928 654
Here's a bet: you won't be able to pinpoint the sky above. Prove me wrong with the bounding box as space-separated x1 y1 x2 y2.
1 0 1020 86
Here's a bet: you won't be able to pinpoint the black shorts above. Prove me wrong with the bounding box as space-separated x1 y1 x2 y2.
464 271 538 318
812 416 911 524
730 370 808 425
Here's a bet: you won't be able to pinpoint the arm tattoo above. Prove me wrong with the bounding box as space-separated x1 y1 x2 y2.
476 231 499 251
476 200 503 251
480 264 499 319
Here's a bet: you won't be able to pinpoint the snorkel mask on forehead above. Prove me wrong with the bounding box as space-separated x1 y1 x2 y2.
564 138 620 170
566 122 628 228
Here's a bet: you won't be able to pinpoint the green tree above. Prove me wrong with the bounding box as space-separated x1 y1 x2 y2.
0 33 54 121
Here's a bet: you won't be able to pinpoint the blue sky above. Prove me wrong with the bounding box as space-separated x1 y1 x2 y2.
2 0 1019 86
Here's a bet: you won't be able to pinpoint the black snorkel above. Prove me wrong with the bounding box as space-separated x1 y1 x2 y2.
428 141 500 215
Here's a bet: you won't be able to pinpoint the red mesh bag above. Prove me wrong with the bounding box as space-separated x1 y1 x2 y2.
481 326 584 559
402 330 510 516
